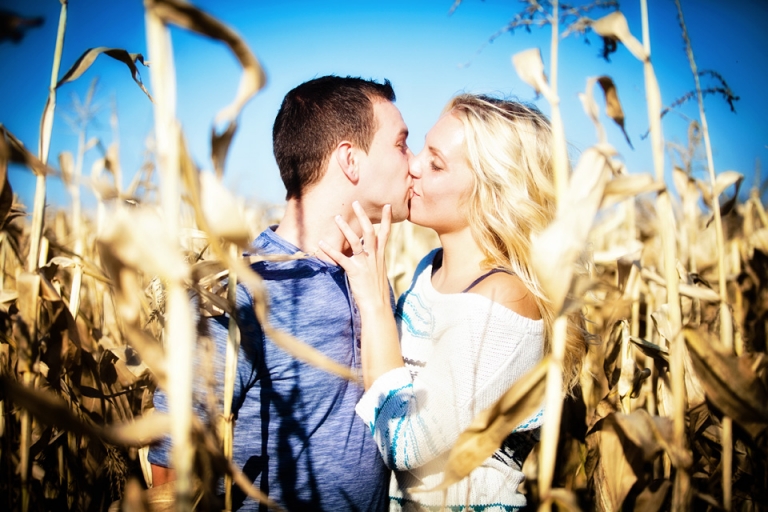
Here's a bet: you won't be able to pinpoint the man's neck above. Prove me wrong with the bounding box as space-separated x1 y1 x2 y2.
275 193 356 262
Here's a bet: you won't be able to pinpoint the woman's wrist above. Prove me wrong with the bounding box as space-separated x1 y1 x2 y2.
357 297 393 317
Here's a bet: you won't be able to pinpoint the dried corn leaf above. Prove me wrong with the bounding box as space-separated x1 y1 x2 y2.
199 172 250 247
713 170 743 198
652 306 706 412
0 290 18 304
1 375 106 441
749 227 768 253
0 133 13 228
58 151 74 187
549 488 583 512
56 47 152 101
107 413 172 446
641 268 720 302
617 327 635 400
429 357 548 491
596 76 633 149
98 208 188 283
586 417 638 512
15 272 41 360
511 48 551 100
610 410 690 467
672 166 689 199
683 328 768 438
602 174 663 209
0 125 51 176
678 282 719 302
628 336 669 367
633 480 671 512
46 256 78 269
603 321 624 389
532 147 613 313
616 255 639 294
579 77 606 144
590 11 646 62
587 409 685 512
147 0 266 177
211 121 236 180
705 171 744 229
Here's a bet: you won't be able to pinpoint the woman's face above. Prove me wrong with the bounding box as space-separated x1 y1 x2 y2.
408 112 474 234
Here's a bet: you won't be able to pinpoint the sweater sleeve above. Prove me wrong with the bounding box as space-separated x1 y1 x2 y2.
356 300 545 471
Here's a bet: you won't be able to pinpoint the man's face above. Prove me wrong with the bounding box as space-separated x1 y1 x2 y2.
357 100 412 222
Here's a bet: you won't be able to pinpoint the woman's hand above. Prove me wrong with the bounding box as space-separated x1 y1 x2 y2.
321 201 403 390
319 201 392 314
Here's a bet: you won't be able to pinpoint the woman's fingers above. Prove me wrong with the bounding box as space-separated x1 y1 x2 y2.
377 204 391 273
352 201 376 252
334 214 364 254
378 204 392 249
318 240 348 269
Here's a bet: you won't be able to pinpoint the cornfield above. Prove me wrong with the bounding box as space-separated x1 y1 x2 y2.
1 1 766 511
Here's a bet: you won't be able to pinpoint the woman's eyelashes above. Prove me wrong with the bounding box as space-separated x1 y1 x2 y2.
430 160 443 172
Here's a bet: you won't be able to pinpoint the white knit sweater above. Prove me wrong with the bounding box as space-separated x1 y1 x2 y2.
356 250 546 511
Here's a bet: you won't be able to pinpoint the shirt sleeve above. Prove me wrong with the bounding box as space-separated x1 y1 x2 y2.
355 303 544 471
147 282 261 468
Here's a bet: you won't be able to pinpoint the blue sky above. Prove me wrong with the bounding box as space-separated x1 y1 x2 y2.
2 0 766 211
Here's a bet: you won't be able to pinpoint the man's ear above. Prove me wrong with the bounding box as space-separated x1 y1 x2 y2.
335 141 359 184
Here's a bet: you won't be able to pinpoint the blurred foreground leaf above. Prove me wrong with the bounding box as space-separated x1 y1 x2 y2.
146 0 266 177
532 146 613 313
430 357 548 491
0 10 43 44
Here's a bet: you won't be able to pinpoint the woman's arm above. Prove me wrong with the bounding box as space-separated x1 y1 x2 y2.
319 202 404 390
357 306 545 471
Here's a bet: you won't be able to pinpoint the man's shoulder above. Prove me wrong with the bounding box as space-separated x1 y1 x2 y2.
249 226 288 255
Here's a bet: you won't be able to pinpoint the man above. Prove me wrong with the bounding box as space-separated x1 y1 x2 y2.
149 75 412 511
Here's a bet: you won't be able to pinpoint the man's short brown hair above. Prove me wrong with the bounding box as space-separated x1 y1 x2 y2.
272 75 396 199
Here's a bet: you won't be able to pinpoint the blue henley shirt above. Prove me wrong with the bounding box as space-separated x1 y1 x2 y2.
148 227 389 511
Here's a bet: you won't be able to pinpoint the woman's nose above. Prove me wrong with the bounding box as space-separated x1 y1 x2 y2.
408 153 422 179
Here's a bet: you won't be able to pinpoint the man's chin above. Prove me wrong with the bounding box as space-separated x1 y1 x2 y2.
390 203 410 223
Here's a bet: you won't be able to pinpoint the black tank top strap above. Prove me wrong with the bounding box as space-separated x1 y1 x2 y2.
461 268 515 293
431 250 515 293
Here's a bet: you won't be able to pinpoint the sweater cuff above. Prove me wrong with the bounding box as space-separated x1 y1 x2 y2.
355 366 413 432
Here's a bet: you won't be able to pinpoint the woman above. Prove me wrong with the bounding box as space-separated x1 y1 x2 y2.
320 95 586 511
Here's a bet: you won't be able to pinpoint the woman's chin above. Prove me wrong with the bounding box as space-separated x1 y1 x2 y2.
406 210 429 229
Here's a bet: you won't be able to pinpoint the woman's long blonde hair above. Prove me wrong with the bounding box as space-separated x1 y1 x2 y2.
446 94 586 393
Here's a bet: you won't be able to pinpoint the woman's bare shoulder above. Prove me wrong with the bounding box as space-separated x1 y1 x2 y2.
469 272 542 320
